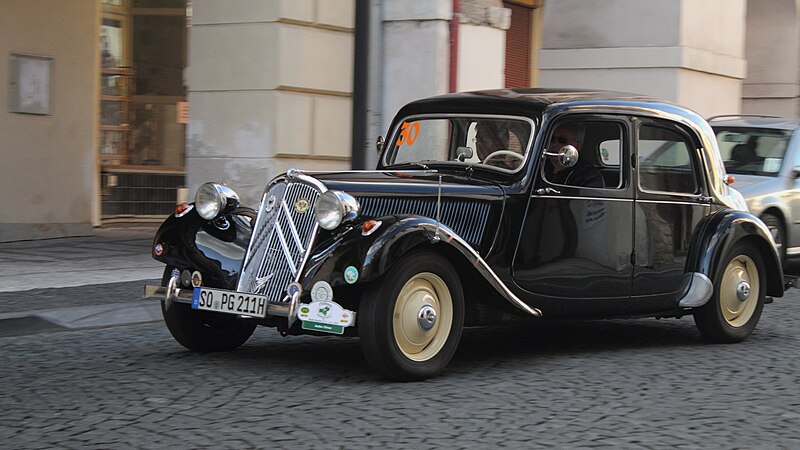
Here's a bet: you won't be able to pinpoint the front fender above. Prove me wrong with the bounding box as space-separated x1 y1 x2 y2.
687 209 783 297
152 207 254 290
302 215 541 317
301 216 428 288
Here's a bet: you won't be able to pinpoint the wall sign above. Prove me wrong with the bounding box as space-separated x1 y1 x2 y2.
9 54 53 115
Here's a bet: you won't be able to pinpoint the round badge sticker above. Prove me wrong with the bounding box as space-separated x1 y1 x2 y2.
344 266 359 284
287 282 302 297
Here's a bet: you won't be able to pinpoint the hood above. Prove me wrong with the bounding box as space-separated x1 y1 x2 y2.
304 170 506 197
727 174 780 197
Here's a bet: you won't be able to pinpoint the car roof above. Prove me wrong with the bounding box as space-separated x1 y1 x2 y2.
708 115 800 131
395 88 700 125
401 88 668 111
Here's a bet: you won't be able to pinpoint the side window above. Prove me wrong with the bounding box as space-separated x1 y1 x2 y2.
543 120 623 189
638 123 699 194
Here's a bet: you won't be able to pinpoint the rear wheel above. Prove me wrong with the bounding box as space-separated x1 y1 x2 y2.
359 251 465 381
760 213 786 263
693 241 765 343
160 267 256 352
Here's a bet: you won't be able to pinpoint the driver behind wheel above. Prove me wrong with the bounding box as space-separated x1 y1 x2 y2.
475 120 523 169
544 123 604 188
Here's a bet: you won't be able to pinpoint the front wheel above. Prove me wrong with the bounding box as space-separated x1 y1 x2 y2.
160 268 257 352
693 241 765 343
359 251 465 381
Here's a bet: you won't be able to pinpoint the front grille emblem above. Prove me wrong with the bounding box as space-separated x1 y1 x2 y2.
265 195 277 212
294 198 310 214
255 273 274 289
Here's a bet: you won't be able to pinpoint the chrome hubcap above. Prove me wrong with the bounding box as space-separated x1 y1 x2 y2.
417 305 437 330
736 280 750 301
393 272 453 362
720 255 759 327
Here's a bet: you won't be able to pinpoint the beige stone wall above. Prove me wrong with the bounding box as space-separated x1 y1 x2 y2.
742 0 800 116
187 0 354 207
537 0 747 118
0 0 99 241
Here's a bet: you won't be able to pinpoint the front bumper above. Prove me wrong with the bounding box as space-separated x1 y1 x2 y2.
143 272 299 320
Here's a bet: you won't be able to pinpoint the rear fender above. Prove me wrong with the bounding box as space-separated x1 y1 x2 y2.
151 206 254 290
687 210 783 297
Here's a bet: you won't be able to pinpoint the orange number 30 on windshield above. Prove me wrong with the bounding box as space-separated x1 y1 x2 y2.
395 121 420 147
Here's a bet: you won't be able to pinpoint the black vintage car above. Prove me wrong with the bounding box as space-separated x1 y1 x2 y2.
145 89 785 381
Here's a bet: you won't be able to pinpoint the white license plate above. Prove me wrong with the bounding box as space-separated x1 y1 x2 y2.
192 287 268 318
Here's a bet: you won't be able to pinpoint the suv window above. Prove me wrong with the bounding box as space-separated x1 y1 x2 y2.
714 128 791 176
638 123 699 194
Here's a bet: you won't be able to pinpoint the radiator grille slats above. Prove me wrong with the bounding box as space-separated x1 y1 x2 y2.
239 184 490 304
356 197 490 245
238 182 320 303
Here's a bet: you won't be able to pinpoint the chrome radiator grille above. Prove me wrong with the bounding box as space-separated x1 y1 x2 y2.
238 181 320 302
356 197 490 245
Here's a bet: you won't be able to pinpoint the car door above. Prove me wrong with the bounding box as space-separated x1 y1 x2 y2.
633 118 712 305
512 115 634 317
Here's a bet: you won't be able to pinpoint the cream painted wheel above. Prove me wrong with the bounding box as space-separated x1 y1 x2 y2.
694 241 766 343
359 251 465 381
393 273 453 362
718 255 759 327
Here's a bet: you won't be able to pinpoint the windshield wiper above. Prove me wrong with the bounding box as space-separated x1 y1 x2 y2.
386 161 434 171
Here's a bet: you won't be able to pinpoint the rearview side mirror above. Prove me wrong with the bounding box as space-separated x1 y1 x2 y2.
376 136 385 154
543 145 579 168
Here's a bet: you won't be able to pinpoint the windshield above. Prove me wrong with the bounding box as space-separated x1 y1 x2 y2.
714 127 792 176
382 116 534 172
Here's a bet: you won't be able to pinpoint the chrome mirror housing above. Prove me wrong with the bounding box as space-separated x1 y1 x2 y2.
376 136 385 154
455 146 473 162
543 145 579 168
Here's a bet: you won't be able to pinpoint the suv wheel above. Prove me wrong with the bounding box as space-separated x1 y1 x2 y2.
760 213 786 263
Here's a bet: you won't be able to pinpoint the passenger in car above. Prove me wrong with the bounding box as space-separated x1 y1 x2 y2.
475 120 523 169
545 123 605 188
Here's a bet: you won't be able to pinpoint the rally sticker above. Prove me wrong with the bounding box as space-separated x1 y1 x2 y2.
297 300 356 335
395 121 420 147
344 266 359 284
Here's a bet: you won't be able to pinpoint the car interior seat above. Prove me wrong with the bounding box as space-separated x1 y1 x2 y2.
731 142 759 164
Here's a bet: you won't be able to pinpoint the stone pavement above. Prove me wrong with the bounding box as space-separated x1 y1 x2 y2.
0 227 164 334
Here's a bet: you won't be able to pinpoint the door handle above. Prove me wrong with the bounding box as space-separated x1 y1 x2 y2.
535 187 561 195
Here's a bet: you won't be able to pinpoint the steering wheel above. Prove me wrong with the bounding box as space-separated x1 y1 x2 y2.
483 150 524 165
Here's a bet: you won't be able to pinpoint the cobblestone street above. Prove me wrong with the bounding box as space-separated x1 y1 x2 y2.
2 279 799 448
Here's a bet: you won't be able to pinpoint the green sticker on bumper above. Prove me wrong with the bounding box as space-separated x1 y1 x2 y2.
301 321 345 335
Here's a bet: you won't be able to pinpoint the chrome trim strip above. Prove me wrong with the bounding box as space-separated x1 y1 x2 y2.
281 199 306 253
273 221 298 276
434 175 442 242
532 195 714 206
242 192 268 269
786 247 800 256
635 199 713 206
415 220 542 317
531 195 633 202
678 272 714 308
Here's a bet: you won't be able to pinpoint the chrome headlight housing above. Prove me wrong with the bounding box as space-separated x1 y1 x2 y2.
315 190 360 230
195 182 240 220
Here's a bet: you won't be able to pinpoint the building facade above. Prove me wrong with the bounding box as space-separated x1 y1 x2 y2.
2 0 799 240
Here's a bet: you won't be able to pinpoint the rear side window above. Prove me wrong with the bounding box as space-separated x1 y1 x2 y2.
638 124 699 194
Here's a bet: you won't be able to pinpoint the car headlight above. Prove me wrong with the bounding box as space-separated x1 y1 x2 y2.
314 190 360 230
195 182 240 220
